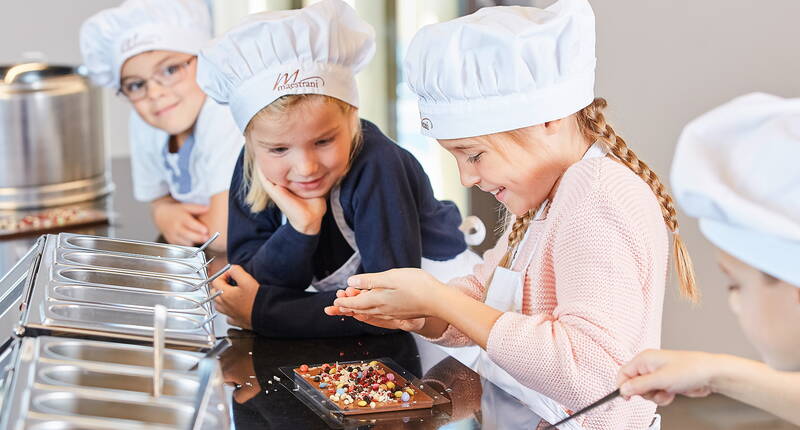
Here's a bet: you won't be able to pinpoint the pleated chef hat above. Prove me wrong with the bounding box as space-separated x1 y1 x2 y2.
196 0 375 132
80 0 211 89
672 93 800 287
404 0 596 139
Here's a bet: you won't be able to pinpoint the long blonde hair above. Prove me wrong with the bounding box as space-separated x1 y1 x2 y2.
241 94 363 213
497 97 699 302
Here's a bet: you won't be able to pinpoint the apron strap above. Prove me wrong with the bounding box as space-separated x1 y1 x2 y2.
329 185 359 250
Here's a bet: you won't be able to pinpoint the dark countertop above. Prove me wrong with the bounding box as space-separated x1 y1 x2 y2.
0 158 545 429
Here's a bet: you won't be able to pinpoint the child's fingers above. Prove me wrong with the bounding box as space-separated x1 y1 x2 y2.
619 372 669 400
344 286 362 296
347 272 392 291
650 391 676 406
617 349 661 387
181 203 210 215
332 292 383 311
323 306 354 316
227 265 257 288
182 215 210 236
261 180 296 207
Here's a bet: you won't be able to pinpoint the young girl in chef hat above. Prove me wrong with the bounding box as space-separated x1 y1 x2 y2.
197 0 480 338
80 0 242 251
328 0 697 428
618 93 800 426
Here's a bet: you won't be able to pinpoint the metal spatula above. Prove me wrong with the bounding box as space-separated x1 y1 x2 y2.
542 388 620 429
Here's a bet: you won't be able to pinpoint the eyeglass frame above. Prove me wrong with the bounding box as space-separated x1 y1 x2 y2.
116 56 196 101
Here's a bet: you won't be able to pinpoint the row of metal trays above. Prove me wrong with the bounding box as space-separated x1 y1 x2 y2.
0 233 232 429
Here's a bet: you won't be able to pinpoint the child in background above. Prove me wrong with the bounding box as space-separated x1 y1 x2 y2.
618 93 800 426
80 0 242 251
198 0 479 337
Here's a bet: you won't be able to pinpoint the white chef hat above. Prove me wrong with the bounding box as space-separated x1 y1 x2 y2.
404 0 596 140
196 0 375 133
672 93 800 287
79 0 211 89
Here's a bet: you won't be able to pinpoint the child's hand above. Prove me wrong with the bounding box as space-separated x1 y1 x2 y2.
151 198 210 246
211 265 259 330
262 179 327 235
617 349 718 405
325 288 426 332
330 269 444 320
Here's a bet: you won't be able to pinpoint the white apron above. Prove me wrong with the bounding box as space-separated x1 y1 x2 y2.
291 185 482 293
433 143 661 429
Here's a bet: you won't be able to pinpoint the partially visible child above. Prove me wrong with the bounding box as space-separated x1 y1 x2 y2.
198 0 479 337
80 0 242 251
618 93 800 426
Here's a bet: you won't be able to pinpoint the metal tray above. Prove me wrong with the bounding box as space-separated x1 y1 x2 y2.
49 284 208 315
18 235 217 350
58 233 199 260
56 250 204 280
53 267 204 293
0 336 230 430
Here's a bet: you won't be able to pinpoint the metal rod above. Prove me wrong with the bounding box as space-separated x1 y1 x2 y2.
195 264 231 289
191 232 220 257
198 312 220 328
196 289 223 306
152 304 167 398
193 256 216 274
542 388 620 429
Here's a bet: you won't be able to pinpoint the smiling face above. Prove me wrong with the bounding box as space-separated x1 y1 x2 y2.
438 116 589 217
119 50 206 136
718 250 800 370
245 97 357 199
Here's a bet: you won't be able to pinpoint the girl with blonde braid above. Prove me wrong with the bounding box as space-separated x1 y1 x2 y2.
326 1 695 428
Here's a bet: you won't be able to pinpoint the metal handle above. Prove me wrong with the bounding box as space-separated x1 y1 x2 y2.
542 388 620 429
193 256 216 274
152 304 167 398
195 264 231 289
191 232 220 257
196 289 223 307
187 357 216 430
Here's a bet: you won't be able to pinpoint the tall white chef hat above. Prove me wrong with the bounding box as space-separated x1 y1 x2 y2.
672 93 800 287
404 0 596 139
196 0 375 133
80 0 211 89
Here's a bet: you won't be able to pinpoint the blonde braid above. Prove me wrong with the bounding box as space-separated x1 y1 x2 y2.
577 98 699 302
483 210 535 301
498 210 535 269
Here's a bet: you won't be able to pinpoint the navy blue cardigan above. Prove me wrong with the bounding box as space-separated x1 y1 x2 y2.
227 119 467 337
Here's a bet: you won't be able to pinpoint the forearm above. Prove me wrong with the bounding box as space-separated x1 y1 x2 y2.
428 286 503 350
712 355 800 425
243 224 318 288
149 195 175 213
197 191 229 252
415 317 450 339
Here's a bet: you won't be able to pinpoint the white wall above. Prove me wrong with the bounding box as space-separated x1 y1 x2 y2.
591 0 800 358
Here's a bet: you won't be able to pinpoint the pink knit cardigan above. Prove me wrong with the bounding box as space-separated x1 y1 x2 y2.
431 157 668 429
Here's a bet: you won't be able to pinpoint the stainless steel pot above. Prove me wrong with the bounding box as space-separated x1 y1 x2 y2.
0 63 113 209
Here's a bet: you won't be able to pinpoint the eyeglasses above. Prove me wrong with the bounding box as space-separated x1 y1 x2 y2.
117 57 195 101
